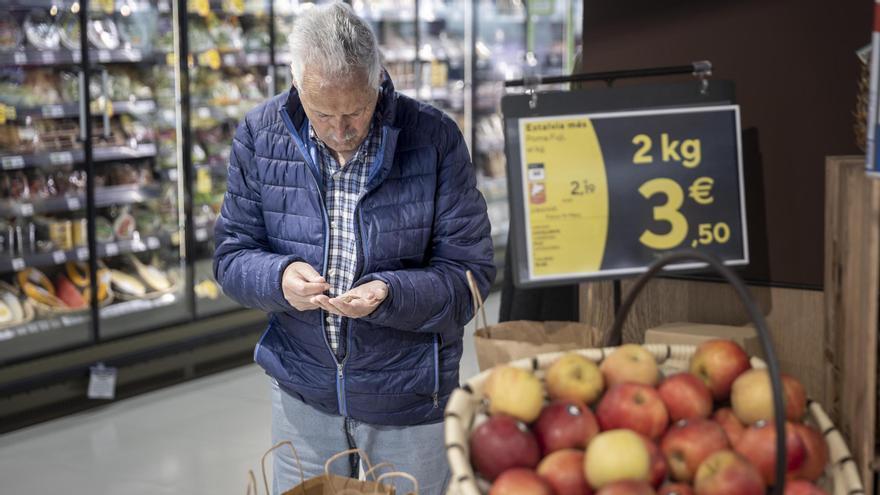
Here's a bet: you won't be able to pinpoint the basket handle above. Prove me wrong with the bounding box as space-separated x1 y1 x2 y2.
465 270 489 332
261 441 305 495
376 472 419 495
603 249 786 495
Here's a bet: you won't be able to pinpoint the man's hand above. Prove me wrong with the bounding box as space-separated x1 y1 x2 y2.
310 280 388 319
282 262 331 311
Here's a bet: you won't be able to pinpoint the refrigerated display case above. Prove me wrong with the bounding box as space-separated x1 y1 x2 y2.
185 0 273 317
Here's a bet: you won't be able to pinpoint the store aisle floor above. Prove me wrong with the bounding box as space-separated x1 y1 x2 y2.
0 291 500 494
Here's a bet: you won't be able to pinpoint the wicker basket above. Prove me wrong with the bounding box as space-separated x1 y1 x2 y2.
445 251 866 495
443 345 864 495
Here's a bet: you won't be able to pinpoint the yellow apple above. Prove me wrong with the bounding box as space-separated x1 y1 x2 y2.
731 369 807 425
600 344 660 387
584 429 651 489
486 365 545 423
546 353 605 405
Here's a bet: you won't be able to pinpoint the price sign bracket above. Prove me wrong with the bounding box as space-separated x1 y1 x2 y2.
502 78 747 289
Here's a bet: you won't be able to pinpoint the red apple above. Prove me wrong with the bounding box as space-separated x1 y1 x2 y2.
470 415 541 481
781 374 807 422
658 483 694 495
689 340 751 401
595 480 657 495
596 383 670 440
712 408 745 446
790 423 829 482
538 449 593 495
534 400 600 455
694 450 764 495
784 480 830 495
734 421 807 486
600 344 661 387
639 434 668 488
490 468 554 495
661 419 729 482
658 372 713 422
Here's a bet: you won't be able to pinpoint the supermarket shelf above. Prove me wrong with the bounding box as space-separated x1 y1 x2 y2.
0 313 91 364
5 0 61 8
0 143 157 171
99 290 191 339
0 235 166 275
0 48 155 67
186 50 271 68
4 100 157 121
0 184 163 218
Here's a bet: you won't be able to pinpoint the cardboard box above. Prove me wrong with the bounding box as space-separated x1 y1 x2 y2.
644 322 763 358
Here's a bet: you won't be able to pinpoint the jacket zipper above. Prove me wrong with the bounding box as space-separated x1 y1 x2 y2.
279 107 348 417
432 334 440 408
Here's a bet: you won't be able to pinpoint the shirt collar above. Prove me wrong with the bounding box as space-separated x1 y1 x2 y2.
309 118 377 167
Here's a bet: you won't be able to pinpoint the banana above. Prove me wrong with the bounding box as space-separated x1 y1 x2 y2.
65 261 90 288
109 270 146 297
128 255 171 292
1 292 24 322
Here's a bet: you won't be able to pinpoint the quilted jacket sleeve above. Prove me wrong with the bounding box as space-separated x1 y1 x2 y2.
213 118 299 313
356 119 496 332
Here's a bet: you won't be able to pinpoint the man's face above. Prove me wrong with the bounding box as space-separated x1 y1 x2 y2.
297 68 378 157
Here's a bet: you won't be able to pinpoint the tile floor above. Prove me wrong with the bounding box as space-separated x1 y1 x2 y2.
0 291 500 494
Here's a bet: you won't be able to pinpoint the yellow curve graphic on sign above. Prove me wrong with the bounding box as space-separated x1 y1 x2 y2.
522 117 609 277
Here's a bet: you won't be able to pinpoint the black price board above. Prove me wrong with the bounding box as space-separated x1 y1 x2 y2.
503 82 748 288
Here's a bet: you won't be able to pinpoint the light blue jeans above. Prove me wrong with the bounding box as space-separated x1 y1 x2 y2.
270 379 450 495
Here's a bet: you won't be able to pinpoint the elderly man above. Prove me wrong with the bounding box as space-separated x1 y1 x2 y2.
213 3 495 494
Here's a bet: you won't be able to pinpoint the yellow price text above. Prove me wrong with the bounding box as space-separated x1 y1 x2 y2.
691 222 731 248
632 133 702 168
639 178 688 250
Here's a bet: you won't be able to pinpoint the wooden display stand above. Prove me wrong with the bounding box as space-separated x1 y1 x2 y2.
824 156 877 494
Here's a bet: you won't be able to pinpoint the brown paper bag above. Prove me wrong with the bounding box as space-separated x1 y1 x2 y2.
466 272 604 371
248 443 398 495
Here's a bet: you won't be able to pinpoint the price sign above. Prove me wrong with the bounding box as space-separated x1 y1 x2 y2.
42 104 65 118
19 203 34 216
508 104 747 286
66 197 82 210
105 243 119 257
146 237 160 249
52 250 67 264
49 151 74 165
13 52 27 64
11 258 25 272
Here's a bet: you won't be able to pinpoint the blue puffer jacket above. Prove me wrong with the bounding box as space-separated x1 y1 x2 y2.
213 75 496 426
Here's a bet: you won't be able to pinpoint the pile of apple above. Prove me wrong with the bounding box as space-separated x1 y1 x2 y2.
469 340 830 495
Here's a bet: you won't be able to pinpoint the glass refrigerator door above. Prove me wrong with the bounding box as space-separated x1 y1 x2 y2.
189 0 271 317
417 0 467 136
88 0 189 339
0 1 94 363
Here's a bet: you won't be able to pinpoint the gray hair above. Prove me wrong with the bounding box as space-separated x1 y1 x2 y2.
288 2 381 92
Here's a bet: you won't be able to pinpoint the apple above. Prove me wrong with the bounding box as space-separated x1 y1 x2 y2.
490 468 554 495
595 480 657 495
658 372 713 422
585 429 651 489
547 352 605 405
784 480 830 495
712 408 745 446
689 340 751 401
694 450 764 495
600 344 660 387
658 483 694 495
597 383 669 440
790 423 829 482
734 421 807 486
534 400 600 455
470 415 541 481
661 419 729 482
639 434 668 488
538 449 593 495
486 366 545 423
731 370 807 425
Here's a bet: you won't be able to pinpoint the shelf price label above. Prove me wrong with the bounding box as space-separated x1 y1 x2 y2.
513 105 746 284
1 156 24 170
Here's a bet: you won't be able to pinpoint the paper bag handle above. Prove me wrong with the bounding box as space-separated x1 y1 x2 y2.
465 270 489 332
376 472 419 495
261 441 305 495
363 462 396 481
246 469 258 495
323 448 378 495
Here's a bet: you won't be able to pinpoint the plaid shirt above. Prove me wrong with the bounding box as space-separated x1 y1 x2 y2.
309 122 380 357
